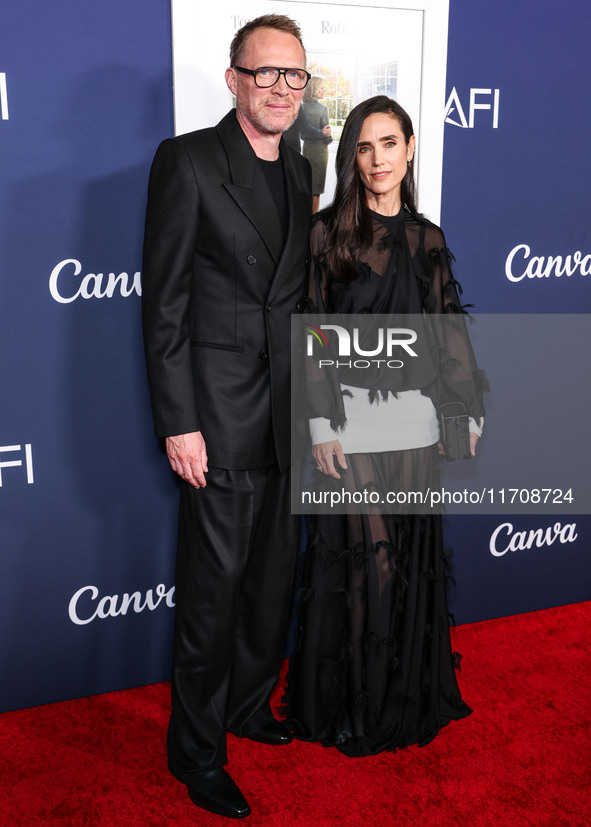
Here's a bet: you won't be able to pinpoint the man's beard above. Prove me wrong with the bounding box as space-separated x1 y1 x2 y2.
237 97 297 135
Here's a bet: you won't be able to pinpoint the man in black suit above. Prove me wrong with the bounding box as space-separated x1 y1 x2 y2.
142 14 312 820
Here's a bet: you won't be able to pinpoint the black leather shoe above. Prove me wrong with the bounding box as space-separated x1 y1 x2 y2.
187 768 250 819
246 719 293 745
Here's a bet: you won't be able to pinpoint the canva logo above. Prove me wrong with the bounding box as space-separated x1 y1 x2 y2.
0 443 34 486
489 521 577 557
505 245 591 282
68 583 175 625
0 73 8 120
49 259 142 303
306 324 418 370
445 87 500 129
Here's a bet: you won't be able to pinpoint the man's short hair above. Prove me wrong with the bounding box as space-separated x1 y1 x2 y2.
229 14 306 67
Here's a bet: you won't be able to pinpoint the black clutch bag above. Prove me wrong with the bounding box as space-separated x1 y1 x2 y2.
439 401 471 462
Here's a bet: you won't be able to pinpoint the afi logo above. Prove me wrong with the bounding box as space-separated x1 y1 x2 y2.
445 87 500 129
0 73 8 120
0 444 34 486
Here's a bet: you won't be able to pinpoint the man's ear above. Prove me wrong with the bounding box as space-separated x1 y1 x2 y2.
225 67 237 95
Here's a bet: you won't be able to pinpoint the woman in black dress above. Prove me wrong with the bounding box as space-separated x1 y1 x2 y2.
284 96 485 757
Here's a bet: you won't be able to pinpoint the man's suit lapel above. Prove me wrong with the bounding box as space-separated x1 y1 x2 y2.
217 111 284 264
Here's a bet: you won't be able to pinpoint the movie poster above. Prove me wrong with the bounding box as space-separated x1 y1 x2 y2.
171 0 449 220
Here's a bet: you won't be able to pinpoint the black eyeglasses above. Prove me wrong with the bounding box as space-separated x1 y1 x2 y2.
232 66 311 90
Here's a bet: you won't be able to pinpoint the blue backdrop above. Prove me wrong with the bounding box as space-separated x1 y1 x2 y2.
441 0 590 623
1 0 589 712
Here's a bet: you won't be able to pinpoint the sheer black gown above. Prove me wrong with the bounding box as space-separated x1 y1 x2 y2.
283 207 485 757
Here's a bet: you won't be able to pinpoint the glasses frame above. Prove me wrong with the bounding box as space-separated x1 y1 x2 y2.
232 65 311 90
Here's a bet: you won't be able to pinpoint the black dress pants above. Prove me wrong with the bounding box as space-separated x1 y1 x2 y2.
167 465 297 783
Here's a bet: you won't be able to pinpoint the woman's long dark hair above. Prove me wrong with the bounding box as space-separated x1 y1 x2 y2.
325 96 418 280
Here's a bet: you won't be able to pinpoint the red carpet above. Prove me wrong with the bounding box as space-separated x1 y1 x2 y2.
1 601 590 826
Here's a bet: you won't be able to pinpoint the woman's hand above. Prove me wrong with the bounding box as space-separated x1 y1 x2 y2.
438 432 480 457
312 440 347 480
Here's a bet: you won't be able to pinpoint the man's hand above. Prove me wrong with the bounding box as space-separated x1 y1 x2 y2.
165 431 208 488
322 124 332 138
312 439 347 480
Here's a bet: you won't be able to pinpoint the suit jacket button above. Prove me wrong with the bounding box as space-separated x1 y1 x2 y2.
259 349 269 359
295 300 304 312
265 304 272 313
247 254 256 265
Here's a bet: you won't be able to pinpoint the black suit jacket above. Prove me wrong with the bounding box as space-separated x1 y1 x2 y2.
142 110 312 471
